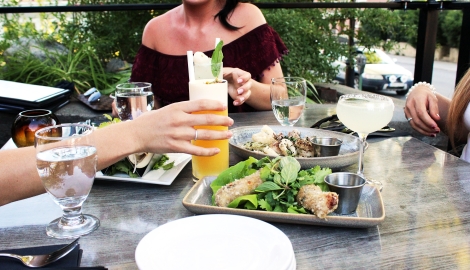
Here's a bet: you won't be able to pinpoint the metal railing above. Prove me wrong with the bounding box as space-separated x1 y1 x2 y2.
1 1 470 87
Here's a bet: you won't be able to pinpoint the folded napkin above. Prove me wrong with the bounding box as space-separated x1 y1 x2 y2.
0 244 107 269
311 114 411 138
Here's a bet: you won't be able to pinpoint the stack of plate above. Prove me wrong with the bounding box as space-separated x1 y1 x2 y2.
135 214 296 270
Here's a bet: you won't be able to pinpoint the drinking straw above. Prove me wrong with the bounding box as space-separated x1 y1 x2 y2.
187 51 195 82
215 38 220 48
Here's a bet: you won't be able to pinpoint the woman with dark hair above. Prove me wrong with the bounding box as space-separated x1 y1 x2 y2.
129 0 288 113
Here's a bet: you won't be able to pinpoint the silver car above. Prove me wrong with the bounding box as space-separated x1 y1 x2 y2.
333 48 414 95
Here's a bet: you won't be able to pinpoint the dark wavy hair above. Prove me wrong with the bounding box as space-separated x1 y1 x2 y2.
215 0 241 31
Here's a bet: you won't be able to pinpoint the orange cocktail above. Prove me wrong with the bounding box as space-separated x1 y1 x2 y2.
189 79 228 180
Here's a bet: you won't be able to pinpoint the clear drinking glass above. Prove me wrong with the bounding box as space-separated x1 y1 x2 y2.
115 82 153 121
336 94 394 190
11 109 60 148
35 123 99 238
270 77 307 126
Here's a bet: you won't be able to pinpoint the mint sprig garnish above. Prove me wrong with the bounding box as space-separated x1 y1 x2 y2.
211 40 224 82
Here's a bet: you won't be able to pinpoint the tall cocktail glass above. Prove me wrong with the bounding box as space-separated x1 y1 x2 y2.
270 77 307 126
189 78 228 181
336 94 394 190
35 123 99 238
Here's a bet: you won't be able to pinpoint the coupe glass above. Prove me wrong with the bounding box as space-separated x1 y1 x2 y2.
336 94 394 190
115 82 153 121
35 123 99 238
270 77 307 126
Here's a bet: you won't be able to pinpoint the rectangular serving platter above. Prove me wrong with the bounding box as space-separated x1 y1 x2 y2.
182 177 385 228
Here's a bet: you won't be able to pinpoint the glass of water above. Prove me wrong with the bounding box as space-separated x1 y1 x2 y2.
270 77 307 126
35 123 99 238
115 82 153 121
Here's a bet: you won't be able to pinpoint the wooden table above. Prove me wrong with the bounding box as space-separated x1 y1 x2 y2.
1 104 469 269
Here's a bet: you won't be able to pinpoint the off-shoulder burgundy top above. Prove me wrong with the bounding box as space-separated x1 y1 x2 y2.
130 24 289 113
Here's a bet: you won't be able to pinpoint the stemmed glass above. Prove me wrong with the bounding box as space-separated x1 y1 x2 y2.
35 123 99 238
336 94 394 190
270 77 307 126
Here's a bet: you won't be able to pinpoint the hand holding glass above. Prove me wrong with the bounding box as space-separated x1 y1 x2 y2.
35 123 99 238
270 77 307 126
336 94 394 190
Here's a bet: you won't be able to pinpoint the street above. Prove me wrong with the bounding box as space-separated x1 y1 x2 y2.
379 54 457 100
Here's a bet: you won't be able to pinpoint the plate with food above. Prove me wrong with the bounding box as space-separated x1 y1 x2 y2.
229 125 363 170
95 153 191 185
183 156 384 228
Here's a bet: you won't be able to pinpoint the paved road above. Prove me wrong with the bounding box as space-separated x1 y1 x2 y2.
378 54 457 100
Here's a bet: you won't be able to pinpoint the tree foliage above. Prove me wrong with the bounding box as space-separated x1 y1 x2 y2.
0 0 464 91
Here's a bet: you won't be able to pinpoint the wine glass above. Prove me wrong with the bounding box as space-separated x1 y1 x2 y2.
115 82 153 121
336 94 394 191
11 109 60 148
270 77 307 126
35 123 99 238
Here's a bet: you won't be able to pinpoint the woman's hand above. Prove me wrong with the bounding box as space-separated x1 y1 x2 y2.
130 99 234 156
404 84 441 137
223 67 252 106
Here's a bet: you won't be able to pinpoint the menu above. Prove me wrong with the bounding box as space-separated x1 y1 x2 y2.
0 80 71 112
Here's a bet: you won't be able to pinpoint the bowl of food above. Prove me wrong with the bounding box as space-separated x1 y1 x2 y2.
229 125 363 170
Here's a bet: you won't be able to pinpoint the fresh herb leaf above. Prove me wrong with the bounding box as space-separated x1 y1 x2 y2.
98 114 121 128
211 40 224 80
152 154 174 170
227 194 258 209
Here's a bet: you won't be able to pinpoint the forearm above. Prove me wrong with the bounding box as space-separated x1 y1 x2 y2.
245 79 272 110
93 120 142 170
0 147 45 206
244 61 284 111
435 93 451 132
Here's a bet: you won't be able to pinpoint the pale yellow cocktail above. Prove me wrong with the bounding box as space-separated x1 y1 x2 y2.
189 79 228 180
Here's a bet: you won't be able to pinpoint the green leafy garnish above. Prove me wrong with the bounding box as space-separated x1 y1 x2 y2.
98 114 121 128
211 40 224 81
210 156 332 214
152 154 174 171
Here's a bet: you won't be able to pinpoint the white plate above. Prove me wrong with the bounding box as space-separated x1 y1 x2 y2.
135 214 295 270
95 153 191 185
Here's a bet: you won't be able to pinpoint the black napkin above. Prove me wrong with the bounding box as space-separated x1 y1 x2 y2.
0 243 81 269
310 114 410 138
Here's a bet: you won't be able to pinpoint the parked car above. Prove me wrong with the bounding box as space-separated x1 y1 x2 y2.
332 47 413 95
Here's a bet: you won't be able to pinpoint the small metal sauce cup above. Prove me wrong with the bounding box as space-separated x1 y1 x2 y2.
312 137 342 157
324 172 366 215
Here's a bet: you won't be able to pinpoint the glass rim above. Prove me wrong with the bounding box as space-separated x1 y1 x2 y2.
339 93 393 101
116 82 152 90
271 77 306 83
35 123 94 141
19 109 52 117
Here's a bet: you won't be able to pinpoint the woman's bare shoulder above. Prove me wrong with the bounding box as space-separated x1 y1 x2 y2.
142 7 180 48
231 3 266 31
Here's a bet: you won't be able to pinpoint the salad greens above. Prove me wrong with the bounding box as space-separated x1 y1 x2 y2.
152 154 174 171
210 156 332 214
211 40 224 81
